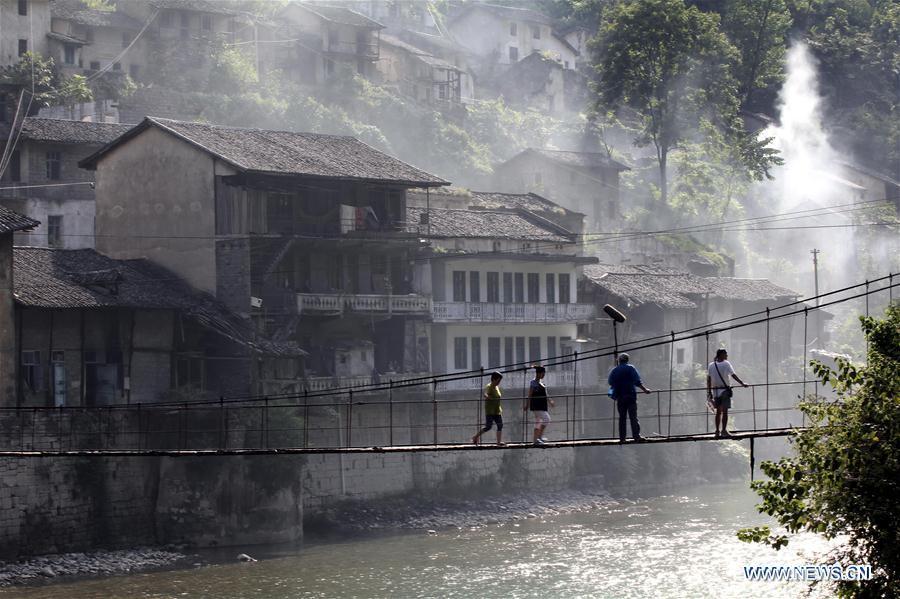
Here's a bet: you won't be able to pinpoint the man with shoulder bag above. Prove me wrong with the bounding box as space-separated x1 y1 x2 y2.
707 348 748 438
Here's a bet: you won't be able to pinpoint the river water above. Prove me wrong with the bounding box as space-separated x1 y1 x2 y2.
9 482 835 599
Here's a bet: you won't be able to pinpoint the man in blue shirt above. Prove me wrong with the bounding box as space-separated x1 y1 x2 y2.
608 353 652 443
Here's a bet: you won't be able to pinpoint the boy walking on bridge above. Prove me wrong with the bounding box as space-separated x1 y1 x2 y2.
526 366 555 445
472 371 505 446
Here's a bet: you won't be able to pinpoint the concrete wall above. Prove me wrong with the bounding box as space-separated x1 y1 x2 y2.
0 454 304 559
0 0 50 67
94 126 220 294
0 235 15 406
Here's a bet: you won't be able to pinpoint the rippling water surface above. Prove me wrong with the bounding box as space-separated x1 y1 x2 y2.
8 482 835 598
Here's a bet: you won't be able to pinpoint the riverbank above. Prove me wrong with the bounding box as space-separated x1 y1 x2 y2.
0 548 187 588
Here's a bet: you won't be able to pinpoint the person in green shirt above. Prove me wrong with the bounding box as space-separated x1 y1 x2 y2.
472 371 505 446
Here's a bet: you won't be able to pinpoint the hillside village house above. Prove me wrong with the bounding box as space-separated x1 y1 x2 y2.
446 3 578 76
406 203 598 392
6 246 302 407
80 117 447 391
377 33 464 110
0 117 133 249
0 0 50 68
579 263 817 385
494 148 629 232
259 3 384 86
492 52 588 115
0 205 39 405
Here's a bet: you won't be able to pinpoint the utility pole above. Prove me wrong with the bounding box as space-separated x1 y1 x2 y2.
810 248 820 305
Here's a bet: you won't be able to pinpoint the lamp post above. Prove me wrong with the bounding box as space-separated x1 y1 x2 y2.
603 304 627 438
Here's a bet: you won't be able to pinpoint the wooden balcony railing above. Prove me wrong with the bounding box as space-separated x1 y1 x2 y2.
297 293 431 315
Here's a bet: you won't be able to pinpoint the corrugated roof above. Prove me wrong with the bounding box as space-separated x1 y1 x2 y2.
80 117 448 186
406 207 572 242
21 118 135 145
583 264 800 307
0 206 40 234
51 0 144 29
297 3 384 28
13 247 304 357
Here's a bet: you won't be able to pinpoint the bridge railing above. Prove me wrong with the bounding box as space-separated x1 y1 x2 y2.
0 379 822 452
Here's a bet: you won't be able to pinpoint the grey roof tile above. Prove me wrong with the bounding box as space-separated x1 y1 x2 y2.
21 118 135 145
13 247 303 357
0 206 40 234
51 0 144 29
468 190 582 216
297 3 384 28
81 117 448 186
406 207 571 242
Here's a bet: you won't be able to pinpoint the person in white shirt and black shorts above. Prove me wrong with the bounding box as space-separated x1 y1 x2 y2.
707 348 749 438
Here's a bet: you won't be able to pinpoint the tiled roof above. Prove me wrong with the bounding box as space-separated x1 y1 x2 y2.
150 0 241 16
381 34 458 70
583 264 800 307
406 207 572 242
297 3 383 28
453 3 554 26
517 148 630 171
0 206 39 234
21 118 135 145
80 117 448 187
469 190 582 216
51 0 144 29
46 31 88 45
13 248 304 357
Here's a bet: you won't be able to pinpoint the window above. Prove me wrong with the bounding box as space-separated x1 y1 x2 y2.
51 351 66 407
453 337 467 370
527 273 539 303
531 25 541 39
122 32 131 48
18 0 27 16
515 337 525 364
112 62 121 71
677 348 685 365
529 337 541 363
9 151 21 182
486 272 499 303
452 271 466 302
534 171 542 185
547 336 557 361
471 337 482 370
201 14 212 31
160 10 173 27
558 273 571 304
502 272 513 303
22 350 42 392
85 29 94 43
47 215 62 248
545 273 556 303
508 46 518 62
18 39 28 56
64 45 75 65
504 337 514 365
0 99 6 123
129 64 140 79
488 337 501 368
560 337 573 370
514 273 524 303
176 355 204 389
509 22 517 36
491 240 501 252
46 151 61 180
468 271 480 302
90 60 100 71
181 12 190 28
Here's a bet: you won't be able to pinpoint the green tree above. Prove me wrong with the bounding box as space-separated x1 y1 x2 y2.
591 0 742 204
738 305 900 597
720 0 793 111
0 52 93 113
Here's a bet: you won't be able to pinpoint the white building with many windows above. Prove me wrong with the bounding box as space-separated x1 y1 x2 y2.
407 204 597 392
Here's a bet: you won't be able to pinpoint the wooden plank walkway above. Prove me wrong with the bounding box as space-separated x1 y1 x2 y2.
0 427 801 458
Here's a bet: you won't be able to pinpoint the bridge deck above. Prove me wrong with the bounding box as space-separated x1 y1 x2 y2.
0 427 799 458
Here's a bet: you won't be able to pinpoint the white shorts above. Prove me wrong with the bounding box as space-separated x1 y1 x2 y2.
532 410 551 425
